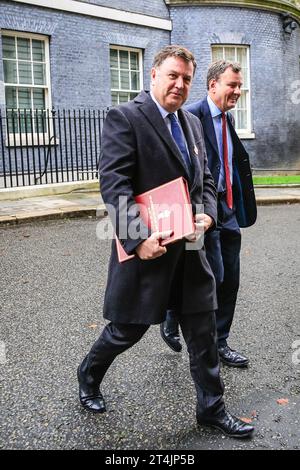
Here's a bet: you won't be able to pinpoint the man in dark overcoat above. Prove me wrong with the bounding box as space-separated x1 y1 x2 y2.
77 45 254 438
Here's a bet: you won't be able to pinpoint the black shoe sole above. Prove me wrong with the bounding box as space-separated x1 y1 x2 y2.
220 359 249 368
80 402 106 414
160 329 182 353
198 422 254 439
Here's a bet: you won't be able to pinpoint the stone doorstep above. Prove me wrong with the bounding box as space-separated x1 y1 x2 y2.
0 207 100 226
0 215 17 225
256 196 300 205
0 180 99 201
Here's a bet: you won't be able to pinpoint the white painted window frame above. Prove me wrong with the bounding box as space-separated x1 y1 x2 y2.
2 30 52 145
110 46 143 106
211 45 255 139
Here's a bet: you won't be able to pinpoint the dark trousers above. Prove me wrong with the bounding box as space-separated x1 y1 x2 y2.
81 310 224 418
205 197 241 347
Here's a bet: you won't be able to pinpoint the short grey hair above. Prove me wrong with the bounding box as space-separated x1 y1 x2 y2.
152 45 197 75
206 60 242 89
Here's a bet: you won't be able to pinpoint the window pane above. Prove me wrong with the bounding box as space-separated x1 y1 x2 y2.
119 92 129 103
18 87 32 109
120 70 130 89
7 109 19 133
3 35 50 134
17 37 31 60
119 50 129 69
5 86 17 109
110 48 142 101
32 40 45 61
237 48 247 67
110 49 118 68
2 36 16 59
33 109 47 133
33 63 46 85
33 88 45 109
131 71 139 90
130 92 138 100
111 91 118 106
241 68 248 87
18 61 32 84
237 110 247 130
18 111 26 133
212 47 224 61
224 47 236 62
238 91 247 109
130 52 138 70
3 59 17 83
110 69 119 89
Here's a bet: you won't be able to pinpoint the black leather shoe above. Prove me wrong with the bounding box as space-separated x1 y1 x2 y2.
197 410 254 438
218 346 249 368
77 366 106 413
160 322 182 353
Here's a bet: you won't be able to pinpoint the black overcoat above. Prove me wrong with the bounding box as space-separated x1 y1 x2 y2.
100 91 218 324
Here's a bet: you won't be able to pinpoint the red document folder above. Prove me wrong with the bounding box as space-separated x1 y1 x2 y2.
115 177 195 263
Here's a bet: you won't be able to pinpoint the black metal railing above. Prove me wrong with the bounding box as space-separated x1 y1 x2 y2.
0 108 109 188
1 109 299 189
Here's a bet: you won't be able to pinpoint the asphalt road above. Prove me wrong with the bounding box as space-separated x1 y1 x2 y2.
0 204 299 450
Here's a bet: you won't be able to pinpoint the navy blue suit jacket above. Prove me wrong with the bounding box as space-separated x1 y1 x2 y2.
186 98 257 228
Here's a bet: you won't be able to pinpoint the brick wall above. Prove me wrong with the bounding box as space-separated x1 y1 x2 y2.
170 5 300 169
0 1 170 178
0 1 170 109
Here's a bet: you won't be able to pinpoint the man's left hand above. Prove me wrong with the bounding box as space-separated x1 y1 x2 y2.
185 213 213 242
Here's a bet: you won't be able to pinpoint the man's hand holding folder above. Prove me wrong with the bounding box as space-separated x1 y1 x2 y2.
185 213 213 243
136 212 213 259
136 230 173 260
115 177 214 263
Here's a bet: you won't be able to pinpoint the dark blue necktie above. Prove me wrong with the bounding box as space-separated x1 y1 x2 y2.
168 113 192 177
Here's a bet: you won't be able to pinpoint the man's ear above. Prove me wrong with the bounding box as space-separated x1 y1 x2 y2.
151 67 157 86
209 78 217 93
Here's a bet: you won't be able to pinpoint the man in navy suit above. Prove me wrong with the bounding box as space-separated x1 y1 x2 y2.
77 47 254 438
161 60 257 367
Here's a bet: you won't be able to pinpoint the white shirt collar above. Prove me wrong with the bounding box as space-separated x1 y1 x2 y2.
207 95 224 118
150 91 178 120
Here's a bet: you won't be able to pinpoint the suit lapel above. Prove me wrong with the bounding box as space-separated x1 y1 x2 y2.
136 92 191 178
200 99 219 158
178 108 200 187
227 115 240 154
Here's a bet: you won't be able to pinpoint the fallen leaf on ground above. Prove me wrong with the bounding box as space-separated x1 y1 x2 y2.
276 398 289 405
238 417 253 423
87 324 98 329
